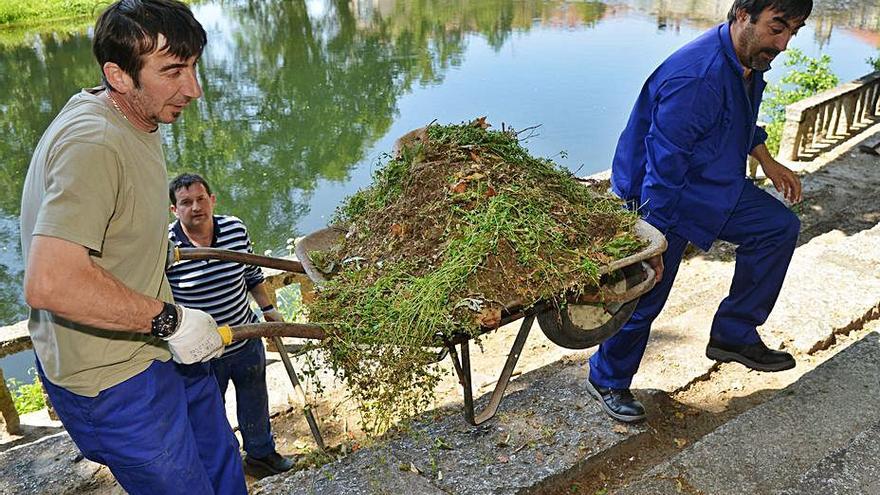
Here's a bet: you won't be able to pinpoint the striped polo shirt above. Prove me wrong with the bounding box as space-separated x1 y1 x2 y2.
167 215 264 355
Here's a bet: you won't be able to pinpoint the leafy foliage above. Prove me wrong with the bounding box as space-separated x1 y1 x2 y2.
762 49 839 156
868 52 880 72
275 284 306 322
0 0 197 29
7 370 46 415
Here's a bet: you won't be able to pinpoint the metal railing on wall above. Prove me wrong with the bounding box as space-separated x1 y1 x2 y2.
778 71 880 161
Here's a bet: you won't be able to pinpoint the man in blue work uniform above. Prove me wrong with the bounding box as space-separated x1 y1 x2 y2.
586 0 811 423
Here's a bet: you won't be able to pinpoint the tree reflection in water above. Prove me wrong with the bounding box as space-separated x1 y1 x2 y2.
0 0 878 325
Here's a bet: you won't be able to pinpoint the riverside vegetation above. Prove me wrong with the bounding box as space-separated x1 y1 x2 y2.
304 119 644 433
0 0 100 25
5 373 45 415
0 0 193 46
762 48 840 155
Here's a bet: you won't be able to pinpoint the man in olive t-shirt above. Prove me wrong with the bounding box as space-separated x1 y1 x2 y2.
19 2 246 494
20 88 173 395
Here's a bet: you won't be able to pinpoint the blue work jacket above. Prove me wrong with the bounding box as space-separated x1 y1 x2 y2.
611 22 768 251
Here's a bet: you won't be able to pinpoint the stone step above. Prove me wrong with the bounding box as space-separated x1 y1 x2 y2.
616 331 880 495
781 418 880 495
631 222 880 395
0 433 107 495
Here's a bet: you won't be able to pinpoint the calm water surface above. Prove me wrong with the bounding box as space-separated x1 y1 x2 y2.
1 0 879 379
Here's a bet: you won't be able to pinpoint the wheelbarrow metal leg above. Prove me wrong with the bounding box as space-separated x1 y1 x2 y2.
271 336 326 452
446 314 535 425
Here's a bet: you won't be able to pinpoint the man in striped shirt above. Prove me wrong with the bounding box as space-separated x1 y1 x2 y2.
166 173 295 477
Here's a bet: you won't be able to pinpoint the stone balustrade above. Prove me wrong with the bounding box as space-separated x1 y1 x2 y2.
778 70 880 161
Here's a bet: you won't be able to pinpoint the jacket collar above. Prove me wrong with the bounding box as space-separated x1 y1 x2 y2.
719 22 748 77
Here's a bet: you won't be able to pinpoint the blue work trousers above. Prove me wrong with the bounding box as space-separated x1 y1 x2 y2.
589 181 800 389
211 338 275 458
38 358 246 495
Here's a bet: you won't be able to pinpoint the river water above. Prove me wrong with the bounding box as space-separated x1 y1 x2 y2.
1 0 878 381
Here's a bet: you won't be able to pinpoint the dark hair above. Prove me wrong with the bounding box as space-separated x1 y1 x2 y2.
93 0 207 89
727 0 813 23
169 173 212 205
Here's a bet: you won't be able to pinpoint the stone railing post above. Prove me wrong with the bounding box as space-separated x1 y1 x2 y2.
0 368 21 435
778 70 880 161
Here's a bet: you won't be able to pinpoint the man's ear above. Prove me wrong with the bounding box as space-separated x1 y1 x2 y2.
102 62 134 94
735 7 750 24
170 204 179 217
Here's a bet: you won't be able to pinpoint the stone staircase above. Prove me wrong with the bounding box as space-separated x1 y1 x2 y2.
618 330 880 495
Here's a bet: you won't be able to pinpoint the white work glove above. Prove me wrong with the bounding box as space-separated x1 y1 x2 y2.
163 306 230 364
261 307 284 322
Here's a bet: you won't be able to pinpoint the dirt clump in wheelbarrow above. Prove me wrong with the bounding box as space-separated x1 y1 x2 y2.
305 118 642 433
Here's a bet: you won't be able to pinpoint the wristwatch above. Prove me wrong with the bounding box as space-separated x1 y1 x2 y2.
151 302 180 339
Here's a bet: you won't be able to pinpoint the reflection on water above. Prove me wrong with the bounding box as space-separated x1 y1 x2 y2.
1 0 879 327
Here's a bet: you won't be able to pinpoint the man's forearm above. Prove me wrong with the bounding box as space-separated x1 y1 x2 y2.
24 235 163 332
750 143 772 165
249 282 274 310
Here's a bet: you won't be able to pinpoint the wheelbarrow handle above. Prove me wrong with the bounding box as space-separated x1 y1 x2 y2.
227 322 326 342
170 246 305 274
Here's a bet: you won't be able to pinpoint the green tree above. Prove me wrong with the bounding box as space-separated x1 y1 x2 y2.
762 48 839 156
868 51 880 71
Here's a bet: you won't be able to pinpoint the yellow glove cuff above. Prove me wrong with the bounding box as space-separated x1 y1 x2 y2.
217 325 233 346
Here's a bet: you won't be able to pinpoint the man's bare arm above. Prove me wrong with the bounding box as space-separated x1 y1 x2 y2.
750 144 802 203
249 282 283 322
24 235 163 332
249 282 273 310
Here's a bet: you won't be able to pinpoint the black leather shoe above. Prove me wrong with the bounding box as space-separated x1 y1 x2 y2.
706 338 795 372
585 377 646 423
244 451 295 477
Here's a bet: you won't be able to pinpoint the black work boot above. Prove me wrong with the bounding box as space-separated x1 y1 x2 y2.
706 338 795 372
585 376 646 423
244 451 295 477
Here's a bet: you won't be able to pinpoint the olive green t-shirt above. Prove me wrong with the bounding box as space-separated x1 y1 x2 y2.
20 88 173 397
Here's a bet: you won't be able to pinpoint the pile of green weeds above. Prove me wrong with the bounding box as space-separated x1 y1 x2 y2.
306 119 642 433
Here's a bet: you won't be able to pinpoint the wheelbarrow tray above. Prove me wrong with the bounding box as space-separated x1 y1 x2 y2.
295 218 666 315
294 218 666 425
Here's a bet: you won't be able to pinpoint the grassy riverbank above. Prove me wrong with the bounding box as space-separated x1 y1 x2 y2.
0 0 103 26
0 0 195 47
0 0 107 47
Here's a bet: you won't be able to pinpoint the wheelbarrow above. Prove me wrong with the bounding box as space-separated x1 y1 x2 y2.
171 216 666 439
292 218 666 426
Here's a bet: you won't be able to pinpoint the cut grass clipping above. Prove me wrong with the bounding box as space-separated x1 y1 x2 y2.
307 118 643 433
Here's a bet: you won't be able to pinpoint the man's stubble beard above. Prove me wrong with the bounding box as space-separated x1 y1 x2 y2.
741 22 778 72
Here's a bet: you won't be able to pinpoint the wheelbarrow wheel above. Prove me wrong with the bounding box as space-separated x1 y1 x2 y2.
537 262 649 350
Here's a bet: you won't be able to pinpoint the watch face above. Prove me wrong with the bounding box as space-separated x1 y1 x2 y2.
151 304 178 338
